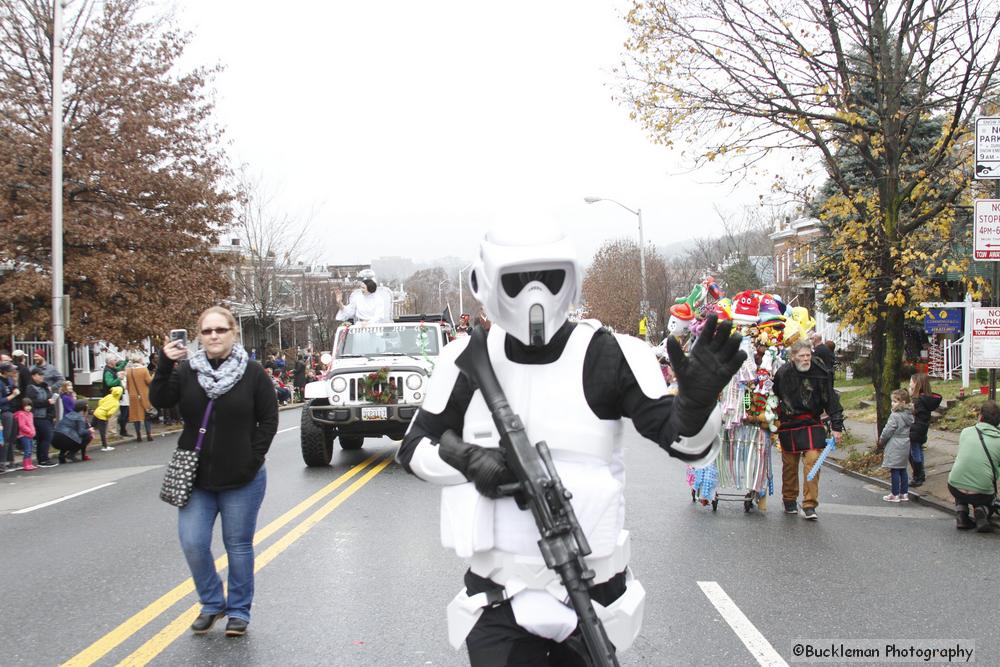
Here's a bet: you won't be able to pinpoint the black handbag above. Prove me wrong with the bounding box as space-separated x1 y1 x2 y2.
159 399 215 508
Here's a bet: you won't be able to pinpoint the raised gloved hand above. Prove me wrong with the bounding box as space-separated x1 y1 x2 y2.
438 430 516 498
667 314 747 437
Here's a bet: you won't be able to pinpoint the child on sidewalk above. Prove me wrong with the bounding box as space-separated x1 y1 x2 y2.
59 381 77 418
92 386 123 452
879 389 914 502
908 373 942 487
14 399 37 471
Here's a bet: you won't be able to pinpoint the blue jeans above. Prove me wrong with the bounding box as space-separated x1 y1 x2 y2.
178 466 267 622
19 436 33 459
891 468 909 496
909 441 924 465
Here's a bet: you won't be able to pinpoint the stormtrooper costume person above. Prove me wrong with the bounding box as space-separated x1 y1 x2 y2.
397 223 745 665
335 269 393 324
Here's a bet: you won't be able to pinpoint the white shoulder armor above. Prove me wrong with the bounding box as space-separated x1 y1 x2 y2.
614 333 668 399
421 335 471 415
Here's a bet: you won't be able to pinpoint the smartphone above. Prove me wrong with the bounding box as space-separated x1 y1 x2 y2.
169 329 188 346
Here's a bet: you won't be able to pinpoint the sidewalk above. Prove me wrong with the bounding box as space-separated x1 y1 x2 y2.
101 401 304 447
3 402 303 471
825 419 960 514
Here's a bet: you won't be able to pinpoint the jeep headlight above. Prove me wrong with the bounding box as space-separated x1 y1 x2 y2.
331 376 347 393
405 374 423 390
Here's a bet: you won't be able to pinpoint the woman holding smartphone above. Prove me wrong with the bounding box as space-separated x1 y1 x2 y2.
150 306 278 637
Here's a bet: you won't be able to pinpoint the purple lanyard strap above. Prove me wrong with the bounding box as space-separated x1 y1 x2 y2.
193 399 215 453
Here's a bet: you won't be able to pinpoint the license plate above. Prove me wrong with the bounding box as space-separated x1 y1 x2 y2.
361 406 388 421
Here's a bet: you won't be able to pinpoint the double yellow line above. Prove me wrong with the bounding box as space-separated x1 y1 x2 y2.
63 453 394 667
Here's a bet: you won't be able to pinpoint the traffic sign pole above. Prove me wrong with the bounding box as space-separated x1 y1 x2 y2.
990 180 1000 401
976 117 1000 398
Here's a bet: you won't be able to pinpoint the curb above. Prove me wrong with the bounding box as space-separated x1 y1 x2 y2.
105 402 303 445
823 459 954 515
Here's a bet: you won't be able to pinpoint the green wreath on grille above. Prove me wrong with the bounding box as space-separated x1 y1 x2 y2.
358 367 395 404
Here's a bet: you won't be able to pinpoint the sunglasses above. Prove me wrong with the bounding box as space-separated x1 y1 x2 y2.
200 327 232 336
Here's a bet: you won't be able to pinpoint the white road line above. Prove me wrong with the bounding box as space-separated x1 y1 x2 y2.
277 426 300 434
697 580 788 667
12 482 117 514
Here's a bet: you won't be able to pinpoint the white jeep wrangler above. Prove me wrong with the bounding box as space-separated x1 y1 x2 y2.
300 317 453 466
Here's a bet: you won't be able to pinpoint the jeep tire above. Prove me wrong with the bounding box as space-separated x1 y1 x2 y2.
339 435 364 450
301 402 335 466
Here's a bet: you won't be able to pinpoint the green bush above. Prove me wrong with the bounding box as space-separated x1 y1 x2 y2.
977 368 989 384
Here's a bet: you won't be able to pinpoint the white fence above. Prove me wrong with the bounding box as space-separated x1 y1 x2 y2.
942 336 968 380
12 339 153 388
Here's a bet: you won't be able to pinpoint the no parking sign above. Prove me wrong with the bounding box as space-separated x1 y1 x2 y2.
971 308 1000 368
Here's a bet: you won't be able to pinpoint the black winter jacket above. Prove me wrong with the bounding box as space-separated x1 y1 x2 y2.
773 359 844 452
910 393 942 444
150 355 279 491
26 381 54 419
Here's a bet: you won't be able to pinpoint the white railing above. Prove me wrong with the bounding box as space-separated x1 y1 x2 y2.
818 322 860 352
943 336 965 380
13 340 97 376
11 339 149 386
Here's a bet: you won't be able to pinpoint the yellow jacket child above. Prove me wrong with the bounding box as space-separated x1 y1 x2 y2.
93 386 123 421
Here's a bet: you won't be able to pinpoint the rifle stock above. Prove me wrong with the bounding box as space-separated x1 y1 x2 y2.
454 327 620 667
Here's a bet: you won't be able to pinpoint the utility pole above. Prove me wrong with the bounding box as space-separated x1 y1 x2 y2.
51 0 67 378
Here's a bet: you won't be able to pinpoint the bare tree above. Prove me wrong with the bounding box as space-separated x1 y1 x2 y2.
301 278 339 352
403 267 458 315
622 0 1000 428
582 238 670 336
230 171 315 337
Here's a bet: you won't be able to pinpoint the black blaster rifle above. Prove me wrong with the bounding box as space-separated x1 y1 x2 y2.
452 327 619 667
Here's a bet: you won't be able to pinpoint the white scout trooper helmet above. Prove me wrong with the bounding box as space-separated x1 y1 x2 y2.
468 219 582 347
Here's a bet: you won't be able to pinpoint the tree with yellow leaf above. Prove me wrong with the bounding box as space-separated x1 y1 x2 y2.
621 0 1000 429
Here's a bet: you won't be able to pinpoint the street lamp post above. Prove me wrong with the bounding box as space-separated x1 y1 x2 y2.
51 0 66 377
584 196 649 341
438 279 451 310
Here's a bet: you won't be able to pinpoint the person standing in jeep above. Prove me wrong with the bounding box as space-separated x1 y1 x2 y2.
773 340 844 520
335 269 393 324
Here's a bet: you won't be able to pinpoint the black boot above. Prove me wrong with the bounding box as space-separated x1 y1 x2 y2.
910 462 925 487
974 506 993 533
956 504 975 530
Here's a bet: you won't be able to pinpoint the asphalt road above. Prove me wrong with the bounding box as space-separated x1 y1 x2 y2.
1 407 995 666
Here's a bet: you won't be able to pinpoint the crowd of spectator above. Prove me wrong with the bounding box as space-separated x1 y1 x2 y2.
0 345 319 473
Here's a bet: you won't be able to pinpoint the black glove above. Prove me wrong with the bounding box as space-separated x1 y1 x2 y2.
438 430 515 499
667 314 747 437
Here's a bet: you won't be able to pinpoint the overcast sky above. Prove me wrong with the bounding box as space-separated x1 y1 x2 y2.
171 0 767 267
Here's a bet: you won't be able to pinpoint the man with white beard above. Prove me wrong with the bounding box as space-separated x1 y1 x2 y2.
773 339 844 520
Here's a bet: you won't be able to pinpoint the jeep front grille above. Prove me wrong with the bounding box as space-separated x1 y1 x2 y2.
344 374 404 403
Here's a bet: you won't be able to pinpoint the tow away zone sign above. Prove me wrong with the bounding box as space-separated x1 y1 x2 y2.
974 200 1000 260
972 308 1000 369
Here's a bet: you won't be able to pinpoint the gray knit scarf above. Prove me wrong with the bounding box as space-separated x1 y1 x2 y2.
188 343 249 399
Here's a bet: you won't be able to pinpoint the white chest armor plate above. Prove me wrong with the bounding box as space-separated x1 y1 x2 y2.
440 322 627 567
